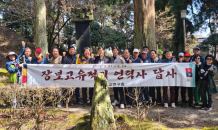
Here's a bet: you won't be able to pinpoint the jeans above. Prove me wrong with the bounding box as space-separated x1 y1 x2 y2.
114 87 125 104
201 80 213 107
149 87 161 103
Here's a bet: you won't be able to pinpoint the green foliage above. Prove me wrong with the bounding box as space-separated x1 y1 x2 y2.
157 49 163 55
90 21 101 47
202 34 218 47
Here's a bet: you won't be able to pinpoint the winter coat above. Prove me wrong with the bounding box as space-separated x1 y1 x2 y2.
6 46 25 82
109 55 125 64
76 56 94 64
61 54 77 64
94 56 111 64
31 57 49 64
199 63 218 95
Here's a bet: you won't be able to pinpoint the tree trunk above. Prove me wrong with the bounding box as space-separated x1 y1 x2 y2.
134 0 156 50
34 0 48 57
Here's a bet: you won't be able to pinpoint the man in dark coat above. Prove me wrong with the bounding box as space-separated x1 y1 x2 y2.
61 45 81 105
94 47 110 64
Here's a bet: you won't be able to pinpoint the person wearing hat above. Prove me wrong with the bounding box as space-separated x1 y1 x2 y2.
180 53 195 108
139 46 151 60
31 48 49 64
140 51 151 104
133 49 143 63
61 45 81 106
110 45 126 109
161 50 176 108
190 47 205 63
6 41 26 84
76 47 95 107
174 52 185 105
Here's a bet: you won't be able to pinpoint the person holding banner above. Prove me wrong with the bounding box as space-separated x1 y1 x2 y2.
200 54 218 111
61 45 81 106
76 47 95 107
122 49 135 108
193 54 202 106
94 47 110 64
180 53 195 108
31 48 49 64
140 51 151 104
149 50 162 104
161 50 176 108
110 46 126 109
139 46 151 60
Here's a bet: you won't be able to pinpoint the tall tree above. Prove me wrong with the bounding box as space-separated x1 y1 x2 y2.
34 0 48 56
134 0 156 50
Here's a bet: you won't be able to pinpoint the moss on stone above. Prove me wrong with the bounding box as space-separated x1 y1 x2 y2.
90 73 116 130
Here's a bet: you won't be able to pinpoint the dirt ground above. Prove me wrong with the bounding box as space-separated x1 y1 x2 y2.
56 90 218 129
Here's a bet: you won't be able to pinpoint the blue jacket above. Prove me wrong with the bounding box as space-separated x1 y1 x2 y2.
161 58 176 63
133 57 142 63
31 57 49 64
6 46 25 80
142 58 151 63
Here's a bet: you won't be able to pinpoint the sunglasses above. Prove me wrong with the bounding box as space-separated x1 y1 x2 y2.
206 58 212 61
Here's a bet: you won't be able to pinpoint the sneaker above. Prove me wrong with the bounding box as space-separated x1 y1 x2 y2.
206 107 212 111
164 103 168 108
126 105 132 108
201 106 206 110
120 104 125 109
112 100 120 106
138 101 143 106
171 103 176 108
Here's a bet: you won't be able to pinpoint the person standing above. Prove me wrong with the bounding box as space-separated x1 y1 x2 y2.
94 47 110 64
193 54 202 106
175 52 184 105
61 45 81 105
122 49 135 108
139 46 151 60
76 47 94 107
31 48 49 64
110 46 126 109
190 47 205 63
149 50 162 104
46 47 62 64
161 51 176 108
200 54 218 111
180 53 195 108
140 51 151 104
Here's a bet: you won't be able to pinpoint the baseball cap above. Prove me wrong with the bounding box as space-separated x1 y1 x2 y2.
133 49 139 53
184 53 191 57
35 48 42 53
178 52 184 57
193 47 200 50
141 51 148 54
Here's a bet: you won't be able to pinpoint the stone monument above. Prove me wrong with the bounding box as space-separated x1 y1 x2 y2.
71 7 94 55
90 73 116 130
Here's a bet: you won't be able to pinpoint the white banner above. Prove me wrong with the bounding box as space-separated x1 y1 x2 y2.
26 63 196 87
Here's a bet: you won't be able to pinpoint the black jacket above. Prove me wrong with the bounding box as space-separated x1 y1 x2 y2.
61 54 77 64
94 56 111 64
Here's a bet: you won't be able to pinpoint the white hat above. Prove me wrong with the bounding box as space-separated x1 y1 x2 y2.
178 52 184 57
133 49 139 53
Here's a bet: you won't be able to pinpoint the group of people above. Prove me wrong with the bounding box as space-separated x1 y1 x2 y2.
5 41 218 111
